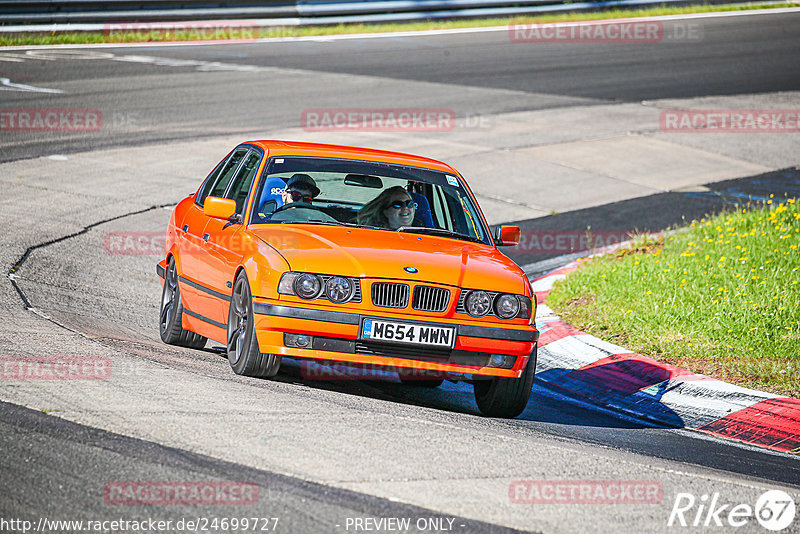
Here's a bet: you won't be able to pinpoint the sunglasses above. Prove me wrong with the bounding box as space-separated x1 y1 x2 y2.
388 200 418 210
286 190 312 202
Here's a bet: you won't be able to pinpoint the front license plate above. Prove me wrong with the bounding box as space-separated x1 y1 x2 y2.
360 319 456 348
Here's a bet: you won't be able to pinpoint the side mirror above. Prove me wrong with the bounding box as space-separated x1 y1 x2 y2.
204 196 237 220
494 225 521 247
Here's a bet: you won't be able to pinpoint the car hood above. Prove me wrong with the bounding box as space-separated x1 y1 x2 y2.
250 225 527 293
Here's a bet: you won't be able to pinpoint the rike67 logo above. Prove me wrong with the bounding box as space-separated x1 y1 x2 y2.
668 490 796 531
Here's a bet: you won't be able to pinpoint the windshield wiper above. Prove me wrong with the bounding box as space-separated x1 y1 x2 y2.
396 226 484 243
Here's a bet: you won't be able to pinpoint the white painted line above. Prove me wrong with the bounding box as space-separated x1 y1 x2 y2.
531 273 566 293
25 49 113 60
576 334 631 357
653 379 777 428
0 77 63 93
678 376 783 400
1 6 798 51
534 303 556 319
110 53 280 72
0 53 26 62
4 48 308 76
522 251 586 276
539 334 625 368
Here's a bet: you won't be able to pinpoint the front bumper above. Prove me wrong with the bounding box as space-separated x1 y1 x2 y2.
252 299 538 378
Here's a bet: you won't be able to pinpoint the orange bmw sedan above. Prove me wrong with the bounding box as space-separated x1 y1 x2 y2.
157 140 539 417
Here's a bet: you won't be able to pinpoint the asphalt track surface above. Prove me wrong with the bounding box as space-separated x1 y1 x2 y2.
1 10 800 534
1 401 525 533
1 11 799 162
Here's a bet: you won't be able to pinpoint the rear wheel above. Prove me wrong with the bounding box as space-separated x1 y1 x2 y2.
227 270 281 378
159 258 207 349
474 344 537 418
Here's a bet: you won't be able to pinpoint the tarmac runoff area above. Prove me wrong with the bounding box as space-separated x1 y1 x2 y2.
0 91 799 532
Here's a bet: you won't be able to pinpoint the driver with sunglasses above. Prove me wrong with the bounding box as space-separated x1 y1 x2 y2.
282 173 320 205
357 185 420 230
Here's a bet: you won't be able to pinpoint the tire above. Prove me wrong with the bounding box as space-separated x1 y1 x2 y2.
473 344 537 418
159 258 207 349
227 270 281 378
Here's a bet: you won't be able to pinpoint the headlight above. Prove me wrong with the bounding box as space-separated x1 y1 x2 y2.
465 290 492 317
277 272 299 295
518 296 533 320
325 276 354 303
294 273 322 299
494 294 520 319
278 272 359 303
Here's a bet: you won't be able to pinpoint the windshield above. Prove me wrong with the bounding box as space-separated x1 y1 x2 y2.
249 156 491 244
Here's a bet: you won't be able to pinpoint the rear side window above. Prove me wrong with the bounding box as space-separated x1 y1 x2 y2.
225 151 262 215
207 148 247 201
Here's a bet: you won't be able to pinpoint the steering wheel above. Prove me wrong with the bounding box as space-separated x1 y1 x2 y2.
272 202 321 214
269 203 338 223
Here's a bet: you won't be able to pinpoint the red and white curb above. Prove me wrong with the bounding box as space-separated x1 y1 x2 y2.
531 260 800 455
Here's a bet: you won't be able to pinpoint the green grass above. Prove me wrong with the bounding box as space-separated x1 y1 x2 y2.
548 198 800 397
1 1 798 46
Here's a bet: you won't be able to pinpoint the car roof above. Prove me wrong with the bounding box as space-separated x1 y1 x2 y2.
244 140 459 175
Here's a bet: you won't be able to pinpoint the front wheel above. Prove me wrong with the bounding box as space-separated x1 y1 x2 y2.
227 270 281 378
474 344 537 418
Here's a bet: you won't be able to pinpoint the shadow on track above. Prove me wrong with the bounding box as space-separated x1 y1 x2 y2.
256 357 800 489
262 356 656 430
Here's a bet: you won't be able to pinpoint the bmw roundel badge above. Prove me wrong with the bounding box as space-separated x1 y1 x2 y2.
404 266 418 274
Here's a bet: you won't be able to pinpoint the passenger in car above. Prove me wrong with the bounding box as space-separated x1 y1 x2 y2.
358 186 425 230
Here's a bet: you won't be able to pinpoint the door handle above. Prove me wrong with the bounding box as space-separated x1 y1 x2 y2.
203 233 210 241
182 224 189 232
